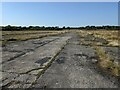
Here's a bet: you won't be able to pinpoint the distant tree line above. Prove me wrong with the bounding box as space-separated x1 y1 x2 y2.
78 26 120 30
1 25 63 31
1 25 120 31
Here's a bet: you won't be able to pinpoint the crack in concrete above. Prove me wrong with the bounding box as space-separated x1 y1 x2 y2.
2 52 26 64
19 67 44 75
30 38 70 88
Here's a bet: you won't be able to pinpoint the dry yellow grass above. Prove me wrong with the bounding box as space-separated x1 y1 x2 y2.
77 30 119 47
2 30 68 45
2 30 64 35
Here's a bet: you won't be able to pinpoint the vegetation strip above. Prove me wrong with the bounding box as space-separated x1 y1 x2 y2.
2 30 68 46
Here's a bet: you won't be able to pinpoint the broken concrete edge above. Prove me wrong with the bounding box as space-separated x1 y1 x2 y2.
78 33 120 79
79 33 119 63
29 38 70 87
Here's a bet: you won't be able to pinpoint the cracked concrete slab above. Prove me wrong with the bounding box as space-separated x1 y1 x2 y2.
2 36 70 73
2 35 71 88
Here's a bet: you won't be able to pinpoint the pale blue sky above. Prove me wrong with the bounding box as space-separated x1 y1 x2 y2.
1 2 118 27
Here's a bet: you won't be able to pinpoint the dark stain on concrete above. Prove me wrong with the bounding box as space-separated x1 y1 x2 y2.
35 57 51 65
56 57 65 64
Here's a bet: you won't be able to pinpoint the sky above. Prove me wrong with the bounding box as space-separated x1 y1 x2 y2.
1 0 120 2
1 2 118 27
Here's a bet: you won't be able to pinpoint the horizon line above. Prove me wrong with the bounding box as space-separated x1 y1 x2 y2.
1 25 119 27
